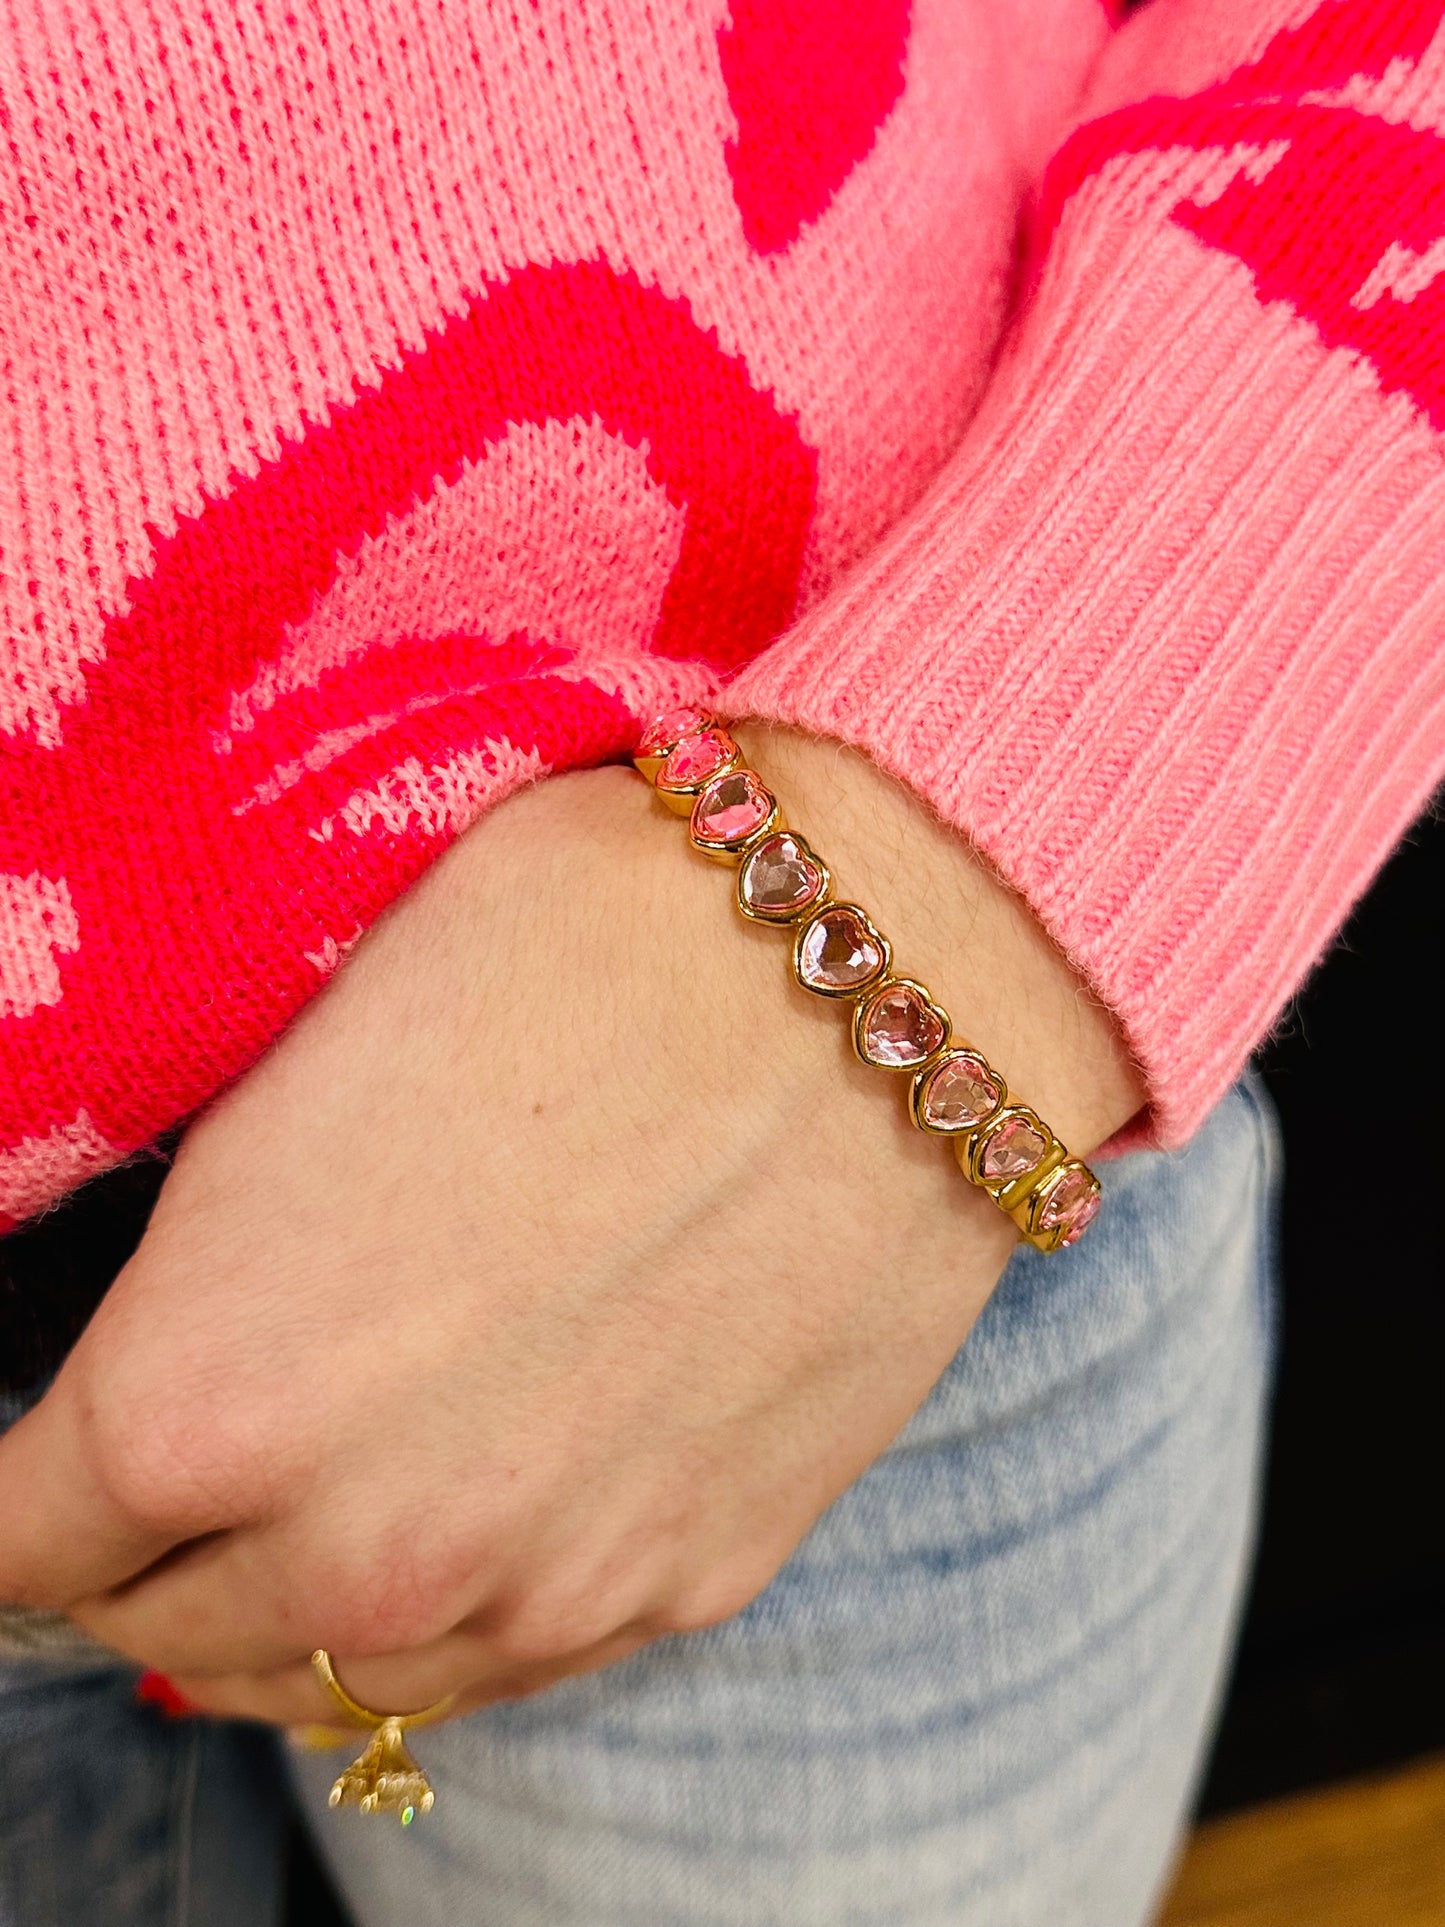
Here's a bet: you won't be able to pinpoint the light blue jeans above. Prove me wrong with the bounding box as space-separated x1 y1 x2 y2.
0 1078 1280 1927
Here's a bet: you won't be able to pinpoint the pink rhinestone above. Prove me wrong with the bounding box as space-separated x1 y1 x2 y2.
691 770 773 846
637 705 710 758
739 833 825 919
979 1114 1047 1182
1039 1166 1101 1246
919 1051 1001 1130
860 983 947 1067
796 905 886 993
659 727 734 789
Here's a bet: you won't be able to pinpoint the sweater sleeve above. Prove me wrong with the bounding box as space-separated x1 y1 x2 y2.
719 0 1445 1147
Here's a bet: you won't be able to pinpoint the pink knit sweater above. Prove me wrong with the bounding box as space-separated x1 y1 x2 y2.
2 0 1442 1230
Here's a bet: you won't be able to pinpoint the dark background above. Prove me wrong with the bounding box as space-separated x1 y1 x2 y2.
1196 801 1445 1817
3 795 1440 1921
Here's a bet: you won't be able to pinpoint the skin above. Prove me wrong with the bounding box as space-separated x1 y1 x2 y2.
0 725 1143 1728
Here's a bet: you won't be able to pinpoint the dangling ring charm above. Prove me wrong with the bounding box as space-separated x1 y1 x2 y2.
310 1649 457 1824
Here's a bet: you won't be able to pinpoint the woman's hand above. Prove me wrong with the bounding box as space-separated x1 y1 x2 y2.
0 727 1142 1725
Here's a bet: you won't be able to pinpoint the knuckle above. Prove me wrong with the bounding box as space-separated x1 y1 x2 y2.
314 1541 473 1657
78 1363 274 1539
78 1384 205 1536
659 1565 771 1638
492 1591 613 1668
319 1586 446 1659
310 1595 390 1657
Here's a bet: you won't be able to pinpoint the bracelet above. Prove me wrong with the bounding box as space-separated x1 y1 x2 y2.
633 707 1102 1253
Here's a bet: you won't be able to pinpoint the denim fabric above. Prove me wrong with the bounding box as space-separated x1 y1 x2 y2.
0 1077 1280 1927
0 1658 285 1927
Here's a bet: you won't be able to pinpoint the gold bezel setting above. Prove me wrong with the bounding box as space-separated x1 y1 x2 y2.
910 1048 1006 1137
962 1105 1057 1196
632 705 718 783
792 902 892 1000
687 770 786 862
654 725 743 814
1022 1159 1103 1252
736 832 832 925
852 976 952 1071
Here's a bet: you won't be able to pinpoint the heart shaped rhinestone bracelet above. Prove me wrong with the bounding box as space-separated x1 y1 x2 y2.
634 707 1102 1253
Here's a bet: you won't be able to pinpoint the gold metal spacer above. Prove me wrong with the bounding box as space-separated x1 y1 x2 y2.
996 1144 1068 1217
1013 1158 1102 1253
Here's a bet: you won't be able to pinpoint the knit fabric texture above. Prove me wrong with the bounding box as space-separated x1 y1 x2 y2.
1 0 1443 1234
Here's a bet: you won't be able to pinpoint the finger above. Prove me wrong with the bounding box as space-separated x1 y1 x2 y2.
73 1477 664 1681
71 1523 330 1676
171 1625 655 1729
0 1371 181 1610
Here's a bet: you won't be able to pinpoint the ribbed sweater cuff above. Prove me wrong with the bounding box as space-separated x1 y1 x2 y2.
722 198 1445 1148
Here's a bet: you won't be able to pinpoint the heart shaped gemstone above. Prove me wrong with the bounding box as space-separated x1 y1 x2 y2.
1037 1165 1101 1246
691 770 774 847
636 704 711 759
795 904 887 994
738 833 826 920
978 1113 1048 1183
658 726 736 791
857 981 948 1067
916 1050 1002 1130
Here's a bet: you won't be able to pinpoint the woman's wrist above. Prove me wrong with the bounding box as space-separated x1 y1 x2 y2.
721 722 1148 1158
481 716 1145 1166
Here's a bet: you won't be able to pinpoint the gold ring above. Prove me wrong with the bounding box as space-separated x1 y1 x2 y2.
310 1648 457 1824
